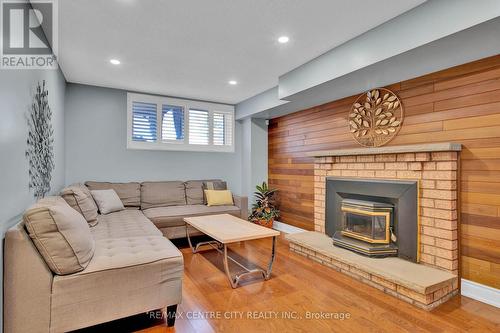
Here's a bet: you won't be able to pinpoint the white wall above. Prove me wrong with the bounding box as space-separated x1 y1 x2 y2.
64 83 243 195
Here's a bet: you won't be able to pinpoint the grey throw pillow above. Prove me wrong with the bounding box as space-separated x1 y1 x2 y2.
91 189 125 214
60 184 99 226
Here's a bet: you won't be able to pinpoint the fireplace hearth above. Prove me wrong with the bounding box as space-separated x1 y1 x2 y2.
333 198 398 257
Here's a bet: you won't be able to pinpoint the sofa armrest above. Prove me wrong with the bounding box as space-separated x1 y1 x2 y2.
4 222 53 333
233 195 248 220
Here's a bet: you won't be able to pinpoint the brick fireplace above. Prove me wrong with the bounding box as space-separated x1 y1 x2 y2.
286 142 461 310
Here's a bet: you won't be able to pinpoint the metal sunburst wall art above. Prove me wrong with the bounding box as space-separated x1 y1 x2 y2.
348 88 404 147
26 80 55 199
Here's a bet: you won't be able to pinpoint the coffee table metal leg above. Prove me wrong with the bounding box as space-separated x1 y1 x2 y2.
265 236 277 280
186 224 222 253
185 224 195 252
186 223 277 288
223 245 237 288
222 236 277 288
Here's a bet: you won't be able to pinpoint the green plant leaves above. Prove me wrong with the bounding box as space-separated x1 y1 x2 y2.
248 181 280 222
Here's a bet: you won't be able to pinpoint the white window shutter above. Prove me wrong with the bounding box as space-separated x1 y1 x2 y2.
213 112 233 146
188 109 209 145
128 92 234 152
162 104 184 141
132 101 157 142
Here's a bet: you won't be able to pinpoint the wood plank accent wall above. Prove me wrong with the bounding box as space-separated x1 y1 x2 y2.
269 55 500 289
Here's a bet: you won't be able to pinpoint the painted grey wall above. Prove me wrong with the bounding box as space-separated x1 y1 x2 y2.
0 70 66 227
0 68 66 332
241 118 268 206
250 118 268 198
65 83 243 195
241 118 252 203
236 87 288 120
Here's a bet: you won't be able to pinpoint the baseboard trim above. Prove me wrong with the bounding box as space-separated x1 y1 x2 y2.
461 279 500 308
273 221 306 234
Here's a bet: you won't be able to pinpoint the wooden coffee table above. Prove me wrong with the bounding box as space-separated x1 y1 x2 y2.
184 214 280 288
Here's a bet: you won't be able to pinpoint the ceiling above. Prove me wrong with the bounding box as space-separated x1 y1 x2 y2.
58 0 426 104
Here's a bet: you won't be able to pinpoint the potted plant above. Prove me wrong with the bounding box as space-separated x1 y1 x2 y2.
249 181 280 228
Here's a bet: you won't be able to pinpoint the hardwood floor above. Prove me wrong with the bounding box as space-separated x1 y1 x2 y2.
81 234 499 333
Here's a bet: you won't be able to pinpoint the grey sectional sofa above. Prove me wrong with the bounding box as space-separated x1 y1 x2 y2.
4 180 247 333
85 180 248 239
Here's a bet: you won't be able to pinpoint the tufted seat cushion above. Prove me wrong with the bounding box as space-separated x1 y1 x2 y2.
143 204 241 228
62 236 182 275
91 210 162 240
50 235 183 332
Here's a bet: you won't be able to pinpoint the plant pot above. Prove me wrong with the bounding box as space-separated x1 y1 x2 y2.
254 218 274 228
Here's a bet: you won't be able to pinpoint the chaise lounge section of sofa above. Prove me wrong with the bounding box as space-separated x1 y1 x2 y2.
4 200 183 333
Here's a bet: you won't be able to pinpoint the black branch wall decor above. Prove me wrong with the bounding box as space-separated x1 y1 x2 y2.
26 80 55 199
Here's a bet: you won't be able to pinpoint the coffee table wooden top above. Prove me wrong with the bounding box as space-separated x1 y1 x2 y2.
184 214 280 244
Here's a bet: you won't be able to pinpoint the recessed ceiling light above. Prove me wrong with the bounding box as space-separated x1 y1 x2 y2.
228 80 238 85
109 59 121 65
278 36 289 44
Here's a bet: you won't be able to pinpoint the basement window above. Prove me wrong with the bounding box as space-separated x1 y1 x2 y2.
127 93 234 152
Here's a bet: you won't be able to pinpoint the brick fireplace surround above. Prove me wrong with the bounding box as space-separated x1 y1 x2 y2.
286 142 461 310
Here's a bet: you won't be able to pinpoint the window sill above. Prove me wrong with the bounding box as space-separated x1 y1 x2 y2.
127 141 235 153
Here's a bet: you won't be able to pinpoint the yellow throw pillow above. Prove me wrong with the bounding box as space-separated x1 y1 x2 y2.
204 190 234 206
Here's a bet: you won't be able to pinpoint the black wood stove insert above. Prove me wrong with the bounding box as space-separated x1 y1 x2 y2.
326 178 418 262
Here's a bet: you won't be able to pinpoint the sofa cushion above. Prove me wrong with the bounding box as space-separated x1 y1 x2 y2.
202 180 227 204
85 181 141 208
141 181 186 209
50 236 183 332
60 184 99 226
143 204 240 228
205 189 234 206
91 210 162 240
185 179 220 205
91 189 125 214
70 236 182 274
23 197 95 275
